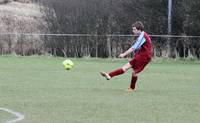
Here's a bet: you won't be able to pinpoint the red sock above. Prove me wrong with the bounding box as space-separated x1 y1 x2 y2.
108 68 125 78
130 76 137 89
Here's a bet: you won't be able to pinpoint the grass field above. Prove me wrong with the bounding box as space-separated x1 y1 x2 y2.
0 56 200 123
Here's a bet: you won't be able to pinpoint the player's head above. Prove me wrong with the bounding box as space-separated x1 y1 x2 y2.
132 21 144 35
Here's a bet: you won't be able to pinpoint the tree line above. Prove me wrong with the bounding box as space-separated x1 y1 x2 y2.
41 0 200 58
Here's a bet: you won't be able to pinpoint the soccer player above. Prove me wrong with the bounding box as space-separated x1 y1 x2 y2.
100 21 152 92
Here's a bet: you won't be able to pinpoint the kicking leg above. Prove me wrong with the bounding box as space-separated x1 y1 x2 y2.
100 62 132 80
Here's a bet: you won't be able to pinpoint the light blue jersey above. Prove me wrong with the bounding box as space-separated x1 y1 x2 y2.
131 31 146 51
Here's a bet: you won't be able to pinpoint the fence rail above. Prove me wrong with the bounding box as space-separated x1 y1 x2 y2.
0 33 200 38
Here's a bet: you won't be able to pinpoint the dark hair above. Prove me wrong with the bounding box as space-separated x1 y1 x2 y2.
132 21 144 31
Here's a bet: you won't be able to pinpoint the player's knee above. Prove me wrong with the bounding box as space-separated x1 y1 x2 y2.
122 63 132 72
122 67 128 72
121 67 126 72
132 71 137 77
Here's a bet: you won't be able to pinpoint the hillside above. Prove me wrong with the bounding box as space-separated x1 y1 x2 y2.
0 1 47 55
0 1 45 33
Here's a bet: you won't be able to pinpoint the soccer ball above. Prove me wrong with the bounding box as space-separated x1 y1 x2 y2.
62 59 74 70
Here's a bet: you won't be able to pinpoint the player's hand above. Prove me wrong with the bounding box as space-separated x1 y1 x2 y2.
118 53 125 58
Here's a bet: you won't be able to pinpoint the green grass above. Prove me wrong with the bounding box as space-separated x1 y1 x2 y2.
0 56 200 123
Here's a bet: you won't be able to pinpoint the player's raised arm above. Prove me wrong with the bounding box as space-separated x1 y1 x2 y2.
118 31 146 58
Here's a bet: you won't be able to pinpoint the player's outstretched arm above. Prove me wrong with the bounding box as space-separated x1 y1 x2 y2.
118 48 134 58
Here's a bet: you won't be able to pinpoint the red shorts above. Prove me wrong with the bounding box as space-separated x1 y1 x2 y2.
129 55 151 74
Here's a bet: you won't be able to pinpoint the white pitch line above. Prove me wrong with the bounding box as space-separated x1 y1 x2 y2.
0 108 25 123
